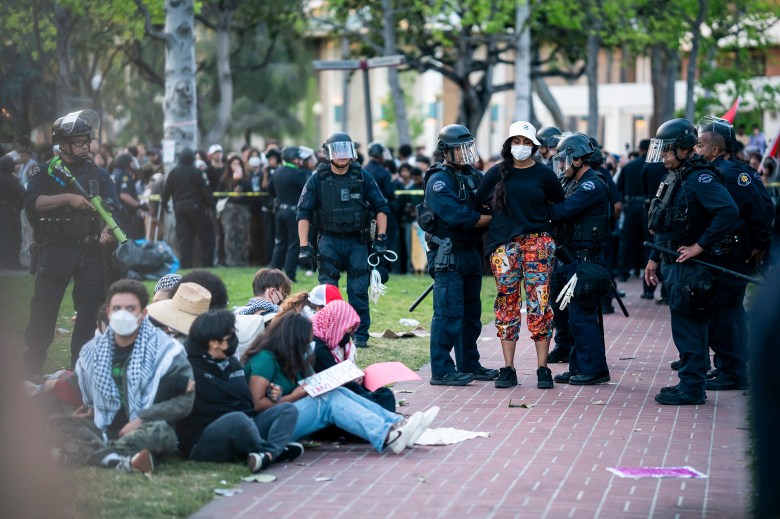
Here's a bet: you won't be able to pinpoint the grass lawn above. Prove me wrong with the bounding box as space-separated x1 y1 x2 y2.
2 267 498 518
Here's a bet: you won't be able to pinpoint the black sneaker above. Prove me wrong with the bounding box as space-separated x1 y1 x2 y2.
468 366 499 381
430 371 474 386
547 347 570 363
706 374 749 391
654 387 706 405
495 367 518 388
275 442 304 463
670 359 681 371
554 371 579 384
536 366 554 389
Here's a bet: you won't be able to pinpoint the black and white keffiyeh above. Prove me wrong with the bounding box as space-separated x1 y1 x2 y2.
76 317 184 432
234 297 280 316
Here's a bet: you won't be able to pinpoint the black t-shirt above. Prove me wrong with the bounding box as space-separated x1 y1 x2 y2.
477 161 565 256
107 344 134 438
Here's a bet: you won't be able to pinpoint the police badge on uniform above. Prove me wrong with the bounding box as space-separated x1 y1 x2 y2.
737 172 751 186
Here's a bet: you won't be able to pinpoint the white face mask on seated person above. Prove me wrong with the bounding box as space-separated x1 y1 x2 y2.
109 309 141 337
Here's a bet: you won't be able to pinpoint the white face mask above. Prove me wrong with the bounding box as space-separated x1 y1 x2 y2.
511 145 533 162
109 309 141 337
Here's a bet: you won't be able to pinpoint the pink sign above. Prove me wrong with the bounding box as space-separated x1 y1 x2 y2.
363 362 421 391
606 466 707 479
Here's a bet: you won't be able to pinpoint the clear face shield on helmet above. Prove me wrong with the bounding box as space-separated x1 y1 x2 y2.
324 141 357 161
59 109 100 138
444 140 479 165
552 151 573 175
645 139 676 163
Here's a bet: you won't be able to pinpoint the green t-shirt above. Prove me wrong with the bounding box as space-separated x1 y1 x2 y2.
244 350 298 396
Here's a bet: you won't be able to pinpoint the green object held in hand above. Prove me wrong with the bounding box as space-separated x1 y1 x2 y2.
47 157 128 244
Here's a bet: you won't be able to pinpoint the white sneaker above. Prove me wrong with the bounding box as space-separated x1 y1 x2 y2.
385 412 423 454
406 406 440 447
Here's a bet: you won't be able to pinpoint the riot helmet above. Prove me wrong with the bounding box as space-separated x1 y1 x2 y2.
281 146 300 163
552 133 593 175
322 132 357 162
646 118 697 163
51 109 99 144
537 126 562 148
368 142 385 159
697 115 735 154
436 124 478 165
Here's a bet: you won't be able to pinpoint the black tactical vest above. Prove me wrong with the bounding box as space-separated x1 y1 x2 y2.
419 162 482 242
35 160 103 242
316 163 369 233
559 171 610 246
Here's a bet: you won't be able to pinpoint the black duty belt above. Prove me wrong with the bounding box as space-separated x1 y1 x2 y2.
624 196 645 203
43 236 102 249
277 203 297 211
321 230 361 238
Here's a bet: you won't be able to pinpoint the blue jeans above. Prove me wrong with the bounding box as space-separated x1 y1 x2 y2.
291 387 401 452
427 247 483 377
317 234 370 343
189 404 297 462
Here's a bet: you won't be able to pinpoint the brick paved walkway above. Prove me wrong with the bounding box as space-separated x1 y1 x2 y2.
193 278 750 519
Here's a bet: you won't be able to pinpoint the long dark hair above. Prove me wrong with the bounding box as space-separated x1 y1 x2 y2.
492 138 539 214
241 312 313 382
219 154 246 191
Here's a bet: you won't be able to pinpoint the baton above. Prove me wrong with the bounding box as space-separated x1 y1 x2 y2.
48 158 128 243
643 241 761 285
408 282 434 312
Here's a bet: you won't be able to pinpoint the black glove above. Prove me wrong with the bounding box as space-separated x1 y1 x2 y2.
373 239 388 254
298 245 317 270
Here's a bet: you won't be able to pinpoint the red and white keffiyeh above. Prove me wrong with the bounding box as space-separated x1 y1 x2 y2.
311 300 360 363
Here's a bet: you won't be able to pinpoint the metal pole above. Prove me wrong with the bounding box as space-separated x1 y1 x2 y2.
361 62 374 143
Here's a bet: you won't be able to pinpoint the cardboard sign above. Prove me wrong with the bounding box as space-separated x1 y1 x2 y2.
299 360 364 398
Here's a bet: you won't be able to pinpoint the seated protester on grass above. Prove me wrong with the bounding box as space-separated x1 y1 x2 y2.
312 300 395 412
177 310 301 473
177 270 229 310
241 312 438 454
234 268 291 316
146 282 211 341
47 279 194 475
152 273 182 303
278 284 342 319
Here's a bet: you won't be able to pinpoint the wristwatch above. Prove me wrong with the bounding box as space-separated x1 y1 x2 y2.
376 233 387 241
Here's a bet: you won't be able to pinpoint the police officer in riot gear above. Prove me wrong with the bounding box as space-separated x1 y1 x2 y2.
536 126 562 165
23 110 120 376
693 117 772 390
645 118 741 405
548 133 612 386
418 124 496 386
270 146 308 282
297 132 389 348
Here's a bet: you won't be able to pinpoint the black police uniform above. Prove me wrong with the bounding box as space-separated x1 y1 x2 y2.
161 150 216 268
112 166 143 240
269 161 309 281
648 155 741 400
549 169 611 381
705 156 773 387
641 161 669 299
364 158 397 263
422 162 487 379
23 158 119 375
616 154 648 278
297 162 389 345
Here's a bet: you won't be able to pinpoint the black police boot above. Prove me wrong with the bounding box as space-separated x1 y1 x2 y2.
430 371 474 386
467 366 499 381
706 374 749 391
547 346 570 363
654 387 706 405
569 372 611 385
553 371 580 384
670 359 681 371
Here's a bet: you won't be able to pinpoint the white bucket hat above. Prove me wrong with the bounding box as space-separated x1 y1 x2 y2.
507 121 541 146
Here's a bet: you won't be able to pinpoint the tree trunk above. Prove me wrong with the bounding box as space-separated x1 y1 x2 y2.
685 0 707 121
206 7 234 144
381 0 410 145
163 0 198 170
513 1 532 122
54 5 73 114
533 77 566 129
650 44 679 133
586 13 602 138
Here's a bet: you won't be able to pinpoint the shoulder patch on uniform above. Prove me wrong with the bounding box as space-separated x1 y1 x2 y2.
698 174 713 184
737 172 751 186
30 166 39 178
432 180 446 192
753 171 762 182
581 180 595 191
